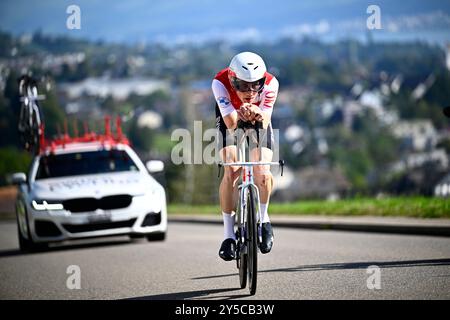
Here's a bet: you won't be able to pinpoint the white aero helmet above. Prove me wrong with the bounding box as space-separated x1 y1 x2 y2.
229 52 267 92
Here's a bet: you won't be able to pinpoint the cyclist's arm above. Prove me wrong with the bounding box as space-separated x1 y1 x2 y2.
258 77 279 128
223 112 238 130
212 79 238 129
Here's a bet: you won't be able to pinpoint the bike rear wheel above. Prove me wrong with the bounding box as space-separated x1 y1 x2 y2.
247 187 258 295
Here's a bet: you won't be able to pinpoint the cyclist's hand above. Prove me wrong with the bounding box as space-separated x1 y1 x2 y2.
247 105 264 123
252 110 264 123
238 103 253 122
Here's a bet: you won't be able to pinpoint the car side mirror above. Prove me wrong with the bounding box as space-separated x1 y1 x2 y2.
11 172 27 185
146 160 164 173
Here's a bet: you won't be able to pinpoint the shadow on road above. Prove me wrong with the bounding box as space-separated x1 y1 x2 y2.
192 258 450 280
125 287 250 300
0 238 134 258
192 273 236 280
259 258 450 273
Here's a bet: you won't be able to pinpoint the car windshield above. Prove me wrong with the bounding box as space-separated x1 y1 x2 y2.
35 149 139 180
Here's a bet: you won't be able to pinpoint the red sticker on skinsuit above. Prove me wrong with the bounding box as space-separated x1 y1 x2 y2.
265 91 276 99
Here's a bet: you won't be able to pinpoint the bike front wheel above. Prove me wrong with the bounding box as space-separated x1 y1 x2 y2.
247 187 258 295
237 229 247 289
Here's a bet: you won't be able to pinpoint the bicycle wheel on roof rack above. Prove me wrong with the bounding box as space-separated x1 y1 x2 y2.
18 75 29 96
29 111 41 155
18 77 42 155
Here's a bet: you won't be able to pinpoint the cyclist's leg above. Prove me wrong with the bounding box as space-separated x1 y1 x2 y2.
216 103 241 216
216 104 241 260
219 146 241 213
250 124 275 254
250 123 275 215
218 149 241 260
250 146 273 219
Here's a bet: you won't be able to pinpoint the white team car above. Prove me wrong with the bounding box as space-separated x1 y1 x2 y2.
11 140 168 251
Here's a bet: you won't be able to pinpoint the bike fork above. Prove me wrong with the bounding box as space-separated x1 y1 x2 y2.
254 186 263 245
238 187 247 255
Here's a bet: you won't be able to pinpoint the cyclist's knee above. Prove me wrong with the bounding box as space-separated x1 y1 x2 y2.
220 146 237 163
223 167 240 183
254 171 273 189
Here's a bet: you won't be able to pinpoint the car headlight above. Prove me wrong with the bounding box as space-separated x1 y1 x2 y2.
32 200 64 211
135 188 161 198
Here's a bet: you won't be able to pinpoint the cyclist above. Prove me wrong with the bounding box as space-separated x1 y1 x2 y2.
212 52 279 261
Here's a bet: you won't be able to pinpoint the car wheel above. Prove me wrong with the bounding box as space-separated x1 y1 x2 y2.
17 220 32 252
129 234 146 243
16 209 47 253
146 232 166 242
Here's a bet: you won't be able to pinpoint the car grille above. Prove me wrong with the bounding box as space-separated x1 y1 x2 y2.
63 195 132 213
62 218 137 233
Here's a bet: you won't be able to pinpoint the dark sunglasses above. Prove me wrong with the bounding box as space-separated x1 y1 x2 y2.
231 77 265 92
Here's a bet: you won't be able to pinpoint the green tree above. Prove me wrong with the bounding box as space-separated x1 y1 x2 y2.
0 147 32 185
127 119 155 152
40 84 66 138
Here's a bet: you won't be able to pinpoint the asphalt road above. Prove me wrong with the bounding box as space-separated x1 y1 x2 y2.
0 220 449 300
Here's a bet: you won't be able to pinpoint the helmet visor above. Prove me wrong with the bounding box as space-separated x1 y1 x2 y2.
231 77 266 92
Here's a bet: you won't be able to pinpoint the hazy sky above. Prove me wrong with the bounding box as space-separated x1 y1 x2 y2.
1 0 449 44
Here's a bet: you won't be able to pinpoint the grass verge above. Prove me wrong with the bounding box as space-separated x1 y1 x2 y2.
168 197 450 219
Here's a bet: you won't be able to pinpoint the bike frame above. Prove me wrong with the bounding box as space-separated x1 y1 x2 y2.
19 87 44 129
220 129 280 249
218 122 283 294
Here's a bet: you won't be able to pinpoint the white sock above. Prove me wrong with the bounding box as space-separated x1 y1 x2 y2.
260 203 270 223
222 211 236 240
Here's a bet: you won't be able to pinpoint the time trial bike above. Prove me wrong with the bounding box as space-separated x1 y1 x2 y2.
219 120 284 295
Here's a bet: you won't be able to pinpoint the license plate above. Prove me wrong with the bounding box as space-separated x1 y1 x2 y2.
87 211 112 223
